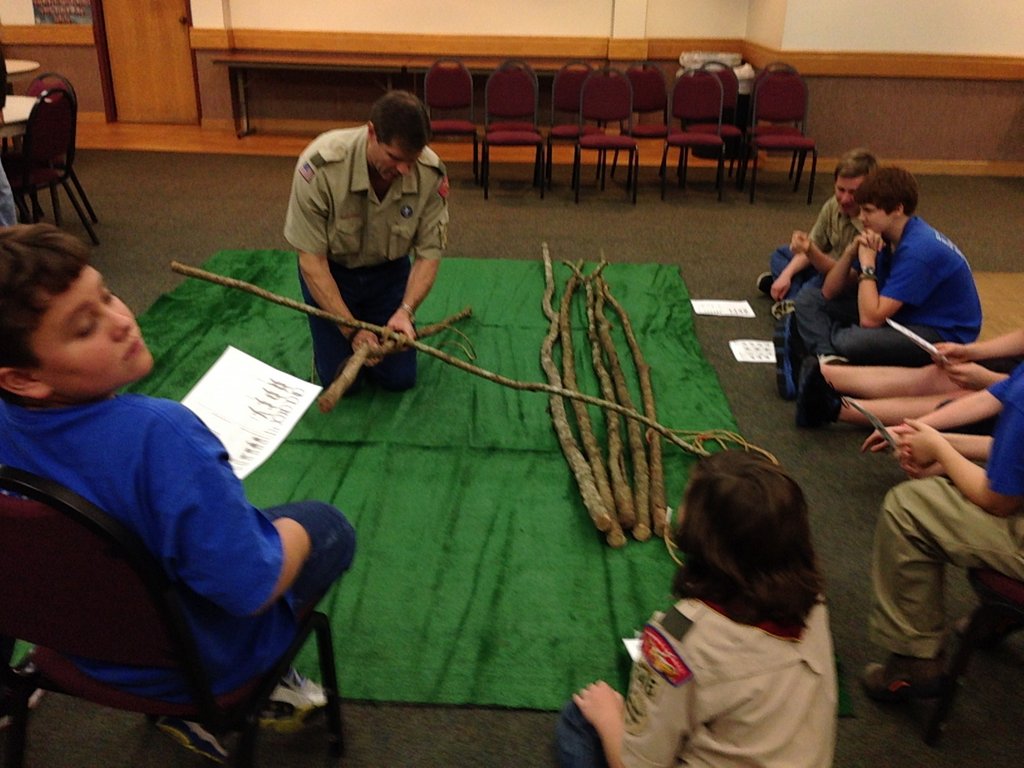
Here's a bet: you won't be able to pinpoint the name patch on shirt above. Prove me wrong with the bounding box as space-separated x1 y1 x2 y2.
641 624 692 686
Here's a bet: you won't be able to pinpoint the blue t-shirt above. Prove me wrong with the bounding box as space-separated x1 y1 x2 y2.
0 394 296 701
874 216 981 343
986 364 1024 497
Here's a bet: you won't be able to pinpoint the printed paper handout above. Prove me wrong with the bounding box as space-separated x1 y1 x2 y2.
886 318 948 364
181 346 322 479
691 300 756 318
843 398 898 451
729 339 776 363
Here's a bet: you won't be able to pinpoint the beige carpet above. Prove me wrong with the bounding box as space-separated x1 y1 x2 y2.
975 272 1024 341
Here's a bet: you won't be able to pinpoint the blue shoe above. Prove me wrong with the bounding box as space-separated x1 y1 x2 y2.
795 356 841 428
773 314 797 400
155 716 228 764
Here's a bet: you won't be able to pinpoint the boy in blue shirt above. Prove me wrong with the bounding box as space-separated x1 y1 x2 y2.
0 224 356 762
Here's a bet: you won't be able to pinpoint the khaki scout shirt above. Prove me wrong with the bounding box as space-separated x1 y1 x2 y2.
283 126 449 269
809 194 862 256
622 599 836 768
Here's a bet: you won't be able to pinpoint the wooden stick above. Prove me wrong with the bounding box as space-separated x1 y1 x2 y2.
168 261 709 457
579 266 635 531
558 264 617 522
596 273 651 541
601 279 666 537
540 247 622 546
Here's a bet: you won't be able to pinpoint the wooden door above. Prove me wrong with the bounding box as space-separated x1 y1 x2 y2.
100 0 197 123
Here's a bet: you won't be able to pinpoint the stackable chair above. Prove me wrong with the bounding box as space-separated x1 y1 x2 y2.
925 568 1024 746
699 61 744 178
423 58 479 182
660 68 725 201
625 61 669 141
0 464 344 768
25 72 99 227
481 59 544 200
743 64 817 204
572 66 638 204
545 60 595 189
1 87 99 243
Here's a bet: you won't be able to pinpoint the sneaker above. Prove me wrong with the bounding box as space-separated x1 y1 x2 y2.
756 271 773 296
156 716 229 764
773 314 798 400
862 655 945 703
259 667 328 733
795 357 841 428
770 299 795 320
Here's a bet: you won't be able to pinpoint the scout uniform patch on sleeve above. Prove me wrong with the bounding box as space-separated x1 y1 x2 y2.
438 175 450 199
298 152 328 184
641 613 692 686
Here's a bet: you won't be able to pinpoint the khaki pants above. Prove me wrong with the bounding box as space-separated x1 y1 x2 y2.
869 476 1024 657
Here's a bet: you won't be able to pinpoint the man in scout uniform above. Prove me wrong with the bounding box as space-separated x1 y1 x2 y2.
284 90 450 391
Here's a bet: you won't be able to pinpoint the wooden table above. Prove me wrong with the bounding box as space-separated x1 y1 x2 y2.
0 95 37 139
5 59 41 77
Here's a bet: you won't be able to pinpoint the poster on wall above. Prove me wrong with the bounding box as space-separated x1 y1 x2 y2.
33 1 93 24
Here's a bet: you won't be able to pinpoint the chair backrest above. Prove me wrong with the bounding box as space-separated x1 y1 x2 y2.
579 66 633 132
669 68 723 130
0 465 216 704
27 71 77 105
700 60 739 112
484 59 539 129
423 58 474 118
550 60 592 125
625 61 667 118
750 67 808 128
21 88 76 175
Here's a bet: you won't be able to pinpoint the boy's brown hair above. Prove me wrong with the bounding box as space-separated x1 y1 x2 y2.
852 166 919 215
833 147 878 180
0 224 90 371
672 451 823 627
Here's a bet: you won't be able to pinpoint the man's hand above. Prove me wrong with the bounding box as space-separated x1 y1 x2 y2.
386 309 416 341
350 329 384 366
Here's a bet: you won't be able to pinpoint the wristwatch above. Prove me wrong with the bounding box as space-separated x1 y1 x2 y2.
859 266 878 282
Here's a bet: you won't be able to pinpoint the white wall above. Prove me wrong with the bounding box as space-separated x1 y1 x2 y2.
746 0 788 49
645 0 750 39
3 0 1022 58
190 0 616 37
0 0 35 25
782 0 1024 56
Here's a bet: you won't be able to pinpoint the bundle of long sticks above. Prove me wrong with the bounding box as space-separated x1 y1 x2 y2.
542 251 663 545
